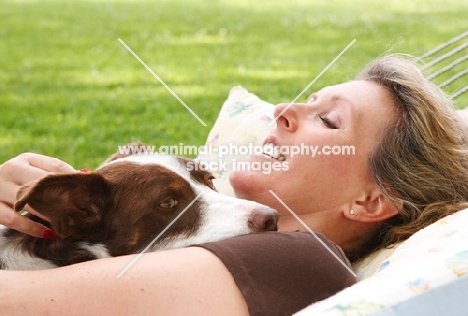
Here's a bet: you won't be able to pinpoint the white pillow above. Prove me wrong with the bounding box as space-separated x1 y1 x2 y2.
352 243 401 281
295 208 468 315
197 86 275 196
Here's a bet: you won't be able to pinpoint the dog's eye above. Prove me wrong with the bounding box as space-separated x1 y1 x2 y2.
160 198 178 209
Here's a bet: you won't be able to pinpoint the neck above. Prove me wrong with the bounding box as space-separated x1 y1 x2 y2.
278 212 378 259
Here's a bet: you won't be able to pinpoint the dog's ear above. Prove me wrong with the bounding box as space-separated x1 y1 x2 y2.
98 142 146 168
15 173 111 239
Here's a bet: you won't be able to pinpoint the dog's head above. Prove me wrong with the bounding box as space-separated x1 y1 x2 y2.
15 144 278 256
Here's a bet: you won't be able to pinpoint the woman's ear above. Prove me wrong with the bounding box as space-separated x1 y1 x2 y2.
345 186 400 222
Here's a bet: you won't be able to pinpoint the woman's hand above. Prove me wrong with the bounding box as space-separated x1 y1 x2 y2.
0 153 75 238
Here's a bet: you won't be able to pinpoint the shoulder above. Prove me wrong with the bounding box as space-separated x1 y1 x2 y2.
194 231 356 316
197 231 350 267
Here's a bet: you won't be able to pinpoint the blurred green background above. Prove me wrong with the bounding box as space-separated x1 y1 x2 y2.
1 0 467 169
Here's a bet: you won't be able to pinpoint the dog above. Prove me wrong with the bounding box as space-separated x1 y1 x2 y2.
0 147 278 270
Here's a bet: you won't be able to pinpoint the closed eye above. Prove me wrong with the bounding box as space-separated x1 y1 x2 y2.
320 116 338 129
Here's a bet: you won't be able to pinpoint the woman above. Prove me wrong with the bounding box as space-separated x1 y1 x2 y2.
1 56 468 315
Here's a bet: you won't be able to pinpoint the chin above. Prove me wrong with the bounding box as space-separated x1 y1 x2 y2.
229 170 272 206
230 169 260 199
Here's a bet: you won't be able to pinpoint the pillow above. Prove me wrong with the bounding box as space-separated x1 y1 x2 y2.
352 243 402 281
294 208 468 315
197 86 275 196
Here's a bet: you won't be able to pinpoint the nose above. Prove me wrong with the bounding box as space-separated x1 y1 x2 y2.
248 207 279 232
274 102 305 132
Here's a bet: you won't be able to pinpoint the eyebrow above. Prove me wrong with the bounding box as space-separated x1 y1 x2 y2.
331 94 353 105
307 91 354 115
330 95 354 127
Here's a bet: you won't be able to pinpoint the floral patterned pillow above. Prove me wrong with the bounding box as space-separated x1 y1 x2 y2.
295 208 468 315
198 86 275 196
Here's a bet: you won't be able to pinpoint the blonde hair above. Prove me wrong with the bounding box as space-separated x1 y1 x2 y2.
356 56 468 259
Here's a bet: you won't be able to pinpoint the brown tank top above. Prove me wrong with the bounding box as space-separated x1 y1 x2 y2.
195 231 356 316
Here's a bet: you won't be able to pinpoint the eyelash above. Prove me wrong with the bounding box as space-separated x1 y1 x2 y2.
320 116 337 129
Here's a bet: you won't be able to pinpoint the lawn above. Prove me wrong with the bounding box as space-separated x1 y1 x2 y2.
1 0 467 169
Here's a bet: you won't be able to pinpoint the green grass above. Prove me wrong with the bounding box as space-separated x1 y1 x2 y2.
1 0 467 169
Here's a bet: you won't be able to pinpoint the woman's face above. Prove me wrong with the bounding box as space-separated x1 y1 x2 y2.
230 80 396 217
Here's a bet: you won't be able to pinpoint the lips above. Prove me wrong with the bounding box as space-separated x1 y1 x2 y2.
262 136 286 161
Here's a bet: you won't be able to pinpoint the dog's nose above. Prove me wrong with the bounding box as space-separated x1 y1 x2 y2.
248 208 278 232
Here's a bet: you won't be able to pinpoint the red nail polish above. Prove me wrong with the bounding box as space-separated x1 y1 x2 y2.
42 229 59 240
79 168 91 173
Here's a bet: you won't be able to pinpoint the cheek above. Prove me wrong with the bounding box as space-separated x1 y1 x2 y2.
324 154 355 177
290 154 359 198
291 153 354 177
320 153 373 202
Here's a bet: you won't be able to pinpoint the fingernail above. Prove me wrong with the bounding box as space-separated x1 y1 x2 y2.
79 168 91 173
42 229 59 240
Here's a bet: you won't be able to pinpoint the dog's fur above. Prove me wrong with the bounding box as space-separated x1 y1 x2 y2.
0 147 278 270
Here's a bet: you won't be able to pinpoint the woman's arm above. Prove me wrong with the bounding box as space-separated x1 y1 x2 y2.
0 247 249 316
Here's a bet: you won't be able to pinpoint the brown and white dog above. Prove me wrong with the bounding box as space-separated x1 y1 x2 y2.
0 147 278 270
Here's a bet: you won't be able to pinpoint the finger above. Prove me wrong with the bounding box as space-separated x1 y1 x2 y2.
0 162 49 204
7 163 50 186
24 153 75 174
0 203 48 238
0 153 69 187
23 205 52 223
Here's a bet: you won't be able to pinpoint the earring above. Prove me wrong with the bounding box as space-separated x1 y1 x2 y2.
349 209 355 215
